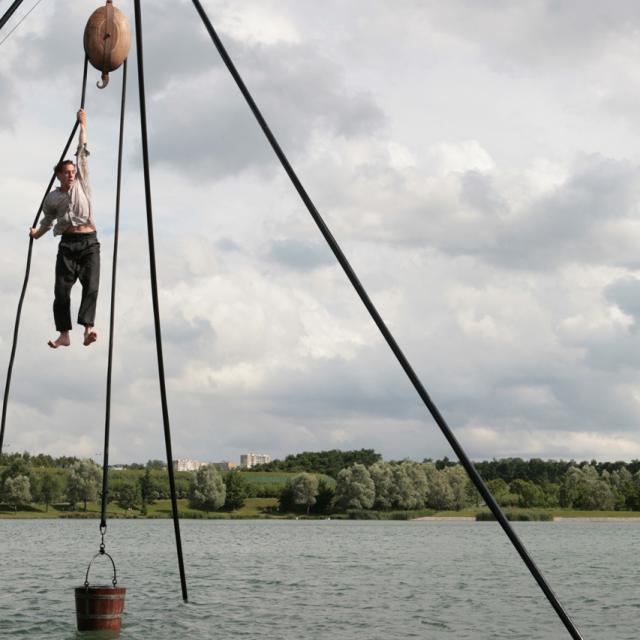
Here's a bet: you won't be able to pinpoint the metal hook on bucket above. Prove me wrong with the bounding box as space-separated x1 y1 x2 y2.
84 550 118 589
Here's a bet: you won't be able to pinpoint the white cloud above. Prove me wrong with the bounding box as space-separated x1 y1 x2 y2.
3 1 640 465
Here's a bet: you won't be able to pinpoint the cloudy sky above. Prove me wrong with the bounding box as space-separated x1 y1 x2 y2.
2 0 640 465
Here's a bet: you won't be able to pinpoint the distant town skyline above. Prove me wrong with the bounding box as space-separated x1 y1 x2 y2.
172 453 271 472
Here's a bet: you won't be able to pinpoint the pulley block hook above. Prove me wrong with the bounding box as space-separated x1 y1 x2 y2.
83 0 130 91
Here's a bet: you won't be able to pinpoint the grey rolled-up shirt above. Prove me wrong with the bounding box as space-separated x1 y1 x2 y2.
39 143 95 236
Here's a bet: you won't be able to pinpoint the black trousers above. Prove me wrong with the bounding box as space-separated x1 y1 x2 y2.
53 232 100 331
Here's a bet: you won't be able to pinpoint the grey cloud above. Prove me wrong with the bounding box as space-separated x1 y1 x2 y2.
215 237 242 252
339 152 640 271
0 74 17 129
268 239 333 271
604 277 640 326
494 154 640 269
583 335 640 374
144 40 385 178
460 171 506 216
415 1 640 71
262 355 418 423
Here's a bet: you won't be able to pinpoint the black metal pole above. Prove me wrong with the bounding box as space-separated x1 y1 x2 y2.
133 0 188 602
0 0 26 32
100 58 128 532
1 56 88 457
189 2 583 638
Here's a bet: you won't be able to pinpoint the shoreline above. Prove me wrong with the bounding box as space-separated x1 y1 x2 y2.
553 516 640 522
414 515 640 522
2 514 640 522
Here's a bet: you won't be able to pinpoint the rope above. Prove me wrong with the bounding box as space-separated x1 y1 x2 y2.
0 0 44 50
0 0 26 32
99 58 128 536
189 3 584 638
133 0 188 603
0 56 89 457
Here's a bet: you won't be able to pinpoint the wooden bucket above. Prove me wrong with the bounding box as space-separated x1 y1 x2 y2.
75 550 125 632
75 585 126 632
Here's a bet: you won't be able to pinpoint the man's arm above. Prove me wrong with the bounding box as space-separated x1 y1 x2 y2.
29 226 49 239
75 109 90 193
78 108 87 145
30 195 57 239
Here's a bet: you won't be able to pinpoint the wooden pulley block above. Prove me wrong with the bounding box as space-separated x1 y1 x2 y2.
83 0 131 89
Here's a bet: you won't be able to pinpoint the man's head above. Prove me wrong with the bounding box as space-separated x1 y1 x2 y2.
54 160 76 192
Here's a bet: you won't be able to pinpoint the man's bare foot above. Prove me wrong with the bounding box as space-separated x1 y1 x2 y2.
48 332 70 349
83 328 97 346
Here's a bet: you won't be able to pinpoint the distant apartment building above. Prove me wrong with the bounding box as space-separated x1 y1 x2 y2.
240 453 271 469
173 458 208 472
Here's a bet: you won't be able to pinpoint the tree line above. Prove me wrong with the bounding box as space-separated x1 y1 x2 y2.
277 459 640 514
251 449 382 478
0 456 252 513
2 450 640 515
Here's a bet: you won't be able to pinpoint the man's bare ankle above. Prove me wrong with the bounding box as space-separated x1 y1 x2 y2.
83 327 97 346
49 332 70 349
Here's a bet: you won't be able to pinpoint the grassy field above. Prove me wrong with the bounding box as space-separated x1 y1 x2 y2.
0 497 280 520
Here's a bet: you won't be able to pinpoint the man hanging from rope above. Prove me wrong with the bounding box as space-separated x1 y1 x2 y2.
29 108 99 349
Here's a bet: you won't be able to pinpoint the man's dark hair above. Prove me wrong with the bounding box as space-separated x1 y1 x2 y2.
54 159 75 175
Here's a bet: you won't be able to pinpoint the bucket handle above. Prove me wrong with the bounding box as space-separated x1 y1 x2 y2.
84 551 118 588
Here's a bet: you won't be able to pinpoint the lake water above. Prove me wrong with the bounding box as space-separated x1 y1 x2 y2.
0 519 638 639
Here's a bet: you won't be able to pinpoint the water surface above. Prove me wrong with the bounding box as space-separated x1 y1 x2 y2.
0 519 637 639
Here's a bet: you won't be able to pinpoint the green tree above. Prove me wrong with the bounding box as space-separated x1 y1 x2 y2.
223 470 248 511
139 467 155 512
175 475 191 499
369 461 394 509
254 449 382 478
290 473 319 514
390 461 426 510
116 481 141 510
581 466 614 510
66 459 101 511
610 468 635 510
559 465 614 510
39 472 63 511
335 463 375 510
189 465 226 513
486 477 519 507
629 471 640 511
4 475 32 511
423 462 454 510
1 456 33 490
278 483 296 513
445 465 471 510
510 479 546 508
559 466 582 508
312 479 335 515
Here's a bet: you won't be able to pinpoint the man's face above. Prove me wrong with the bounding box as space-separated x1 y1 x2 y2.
57 163 76 191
